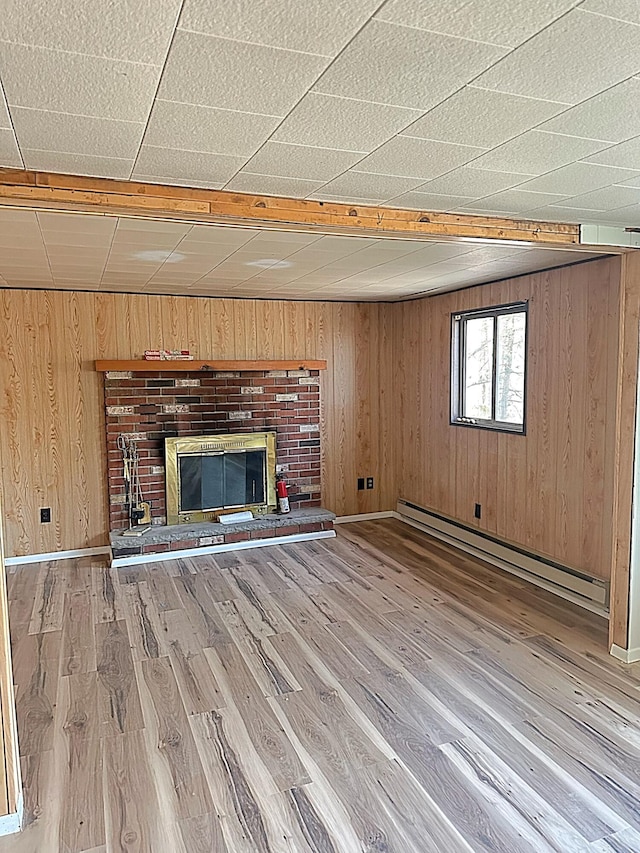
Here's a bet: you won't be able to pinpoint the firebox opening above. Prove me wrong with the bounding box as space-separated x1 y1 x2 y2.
165 431 277 524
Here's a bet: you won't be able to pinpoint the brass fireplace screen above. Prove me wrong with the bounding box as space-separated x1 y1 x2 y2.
165 432 277 524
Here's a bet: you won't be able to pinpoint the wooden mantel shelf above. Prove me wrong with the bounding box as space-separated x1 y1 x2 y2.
95 359 327 372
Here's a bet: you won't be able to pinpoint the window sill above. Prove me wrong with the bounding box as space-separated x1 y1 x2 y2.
451 418 525 435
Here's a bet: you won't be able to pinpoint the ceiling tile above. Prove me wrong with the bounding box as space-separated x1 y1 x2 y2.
12 108 144 159
615 174 640 189
272 92 421 152
517 162 640 194
310 193 384 205
383 191 475 210
313 171 423 200
38 211 117 236
158 31 328 116
243 142 364 181
376 0 580 47
403 88 564 149
473 9 640 104
143 100 280 157
453 206 520 216
133 146 245 184
115 218 192 236
417 167 530 196
0 0 181 64
355 136 485 180
185 225 260 245
180 0 382 55
470 131 608 175
583 204 640 226
559 185 640 210
524 205 616 223
537 78 640 143
466 188 569 212
0 88 10 128
22 149 133 178
0 127 21 166
224 173 326 197
0 43 161 121
313 20 506 110
132 175 226 189
585 136 640 169
580 0 640 24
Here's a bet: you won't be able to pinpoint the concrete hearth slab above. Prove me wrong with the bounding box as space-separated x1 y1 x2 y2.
110 507 335 550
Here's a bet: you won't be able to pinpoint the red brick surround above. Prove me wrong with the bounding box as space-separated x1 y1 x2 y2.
104 368 321 530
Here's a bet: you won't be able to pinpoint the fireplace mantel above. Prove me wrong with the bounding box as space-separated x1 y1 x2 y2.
95 359 327 373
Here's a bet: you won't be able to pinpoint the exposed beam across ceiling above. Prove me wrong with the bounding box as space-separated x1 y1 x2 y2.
0 169 580 247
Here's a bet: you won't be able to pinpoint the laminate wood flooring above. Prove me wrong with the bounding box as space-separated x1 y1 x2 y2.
2 518 640 852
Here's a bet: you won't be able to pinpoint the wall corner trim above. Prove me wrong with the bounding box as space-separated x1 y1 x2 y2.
610 643 640 664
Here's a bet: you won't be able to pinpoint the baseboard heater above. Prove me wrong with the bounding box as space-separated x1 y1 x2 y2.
396 499 609 614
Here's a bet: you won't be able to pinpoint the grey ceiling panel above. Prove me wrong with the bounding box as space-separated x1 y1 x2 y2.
180 0 383 54
474 9 640 104
376 0 581 48
158 31 328 116
313 20 506 110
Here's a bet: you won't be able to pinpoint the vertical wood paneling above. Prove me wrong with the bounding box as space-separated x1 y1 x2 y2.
378 301 395 510
610 252 640 647
0 486 20 815
0 291 392 556
43 291 66 554
393 258 621 580
331 302 357 514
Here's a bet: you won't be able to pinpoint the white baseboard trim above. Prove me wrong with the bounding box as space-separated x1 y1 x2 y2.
610 643 640 664
5 546 110 566
334 511 395 524
111 529 336 567
0 793 23 836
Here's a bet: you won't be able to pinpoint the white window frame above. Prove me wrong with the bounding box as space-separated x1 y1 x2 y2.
451 300 528 434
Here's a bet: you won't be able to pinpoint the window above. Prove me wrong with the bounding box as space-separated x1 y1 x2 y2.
451 301 527 433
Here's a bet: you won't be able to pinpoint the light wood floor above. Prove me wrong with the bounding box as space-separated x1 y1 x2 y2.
3 519 640 852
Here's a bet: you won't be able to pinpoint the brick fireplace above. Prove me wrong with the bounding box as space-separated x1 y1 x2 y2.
104 367 322 529
97 360 334 563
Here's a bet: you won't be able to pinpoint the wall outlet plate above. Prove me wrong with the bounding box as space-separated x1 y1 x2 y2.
40 507 51 524
366 477 374 490
357 477 365 490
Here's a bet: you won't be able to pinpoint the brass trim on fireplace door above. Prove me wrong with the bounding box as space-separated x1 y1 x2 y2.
165 431 277 525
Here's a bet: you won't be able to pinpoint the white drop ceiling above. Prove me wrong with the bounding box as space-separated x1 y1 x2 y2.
0 207 605 301
2 1 640 227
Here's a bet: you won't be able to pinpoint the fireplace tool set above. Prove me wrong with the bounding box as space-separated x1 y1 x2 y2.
117 434 152 536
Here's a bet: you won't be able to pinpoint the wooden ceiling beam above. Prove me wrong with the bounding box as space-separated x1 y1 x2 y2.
0 168 580 246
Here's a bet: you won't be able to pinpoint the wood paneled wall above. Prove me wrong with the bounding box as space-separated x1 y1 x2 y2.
0 489 19 816
0 256 627 586
392 257 622 581
0 291 395 557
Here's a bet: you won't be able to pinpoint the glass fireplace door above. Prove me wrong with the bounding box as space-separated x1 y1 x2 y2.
178 449 266 514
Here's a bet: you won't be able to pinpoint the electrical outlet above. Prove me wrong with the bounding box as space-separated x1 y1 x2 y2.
40 507 51 524
366 477 374 490
357 477 365 491
474 503 481 519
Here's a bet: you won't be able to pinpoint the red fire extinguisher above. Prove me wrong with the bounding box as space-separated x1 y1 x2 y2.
276 475 290 514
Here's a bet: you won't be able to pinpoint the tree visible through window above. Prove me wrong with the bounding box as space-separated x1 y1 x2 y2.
451 302 527 433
